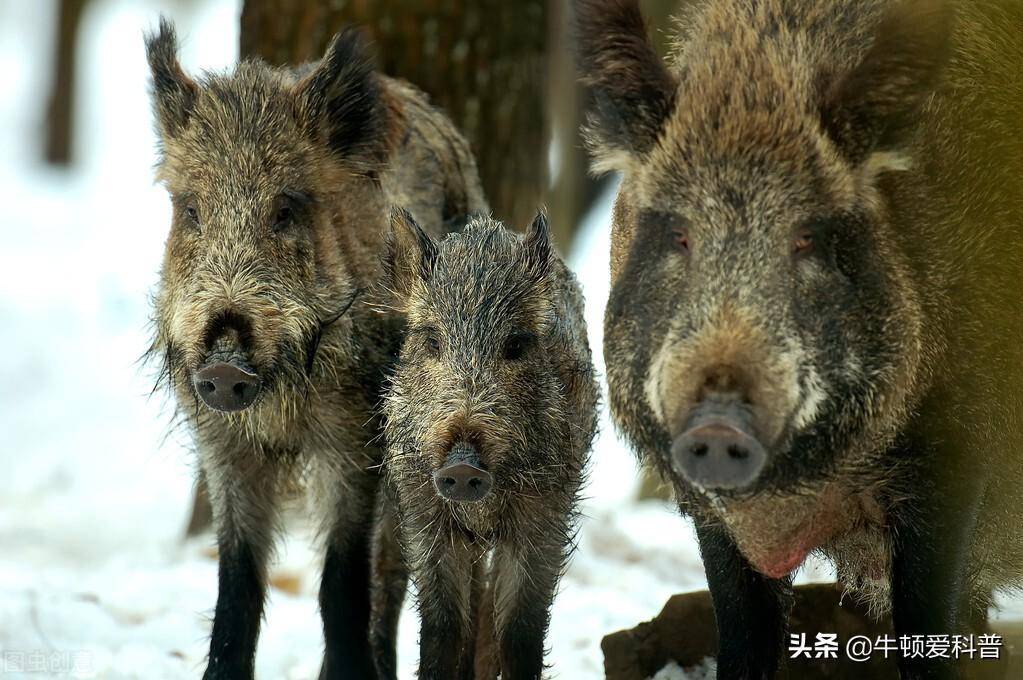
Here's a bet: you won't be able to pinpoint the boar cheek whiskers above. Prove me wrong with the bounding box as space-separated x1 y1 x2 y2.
304 287 363 380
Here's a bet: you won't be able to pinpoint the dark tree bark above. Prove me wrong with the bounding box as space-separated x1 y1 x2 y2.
548 0 678 255
548 0 615 253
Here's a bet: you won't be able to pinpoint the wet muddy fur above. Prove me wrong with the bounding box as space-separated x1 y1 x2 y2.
370 212 599 680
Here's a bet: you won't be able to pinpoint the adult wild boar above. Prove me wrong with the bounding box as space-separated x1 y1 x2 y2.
575 0 1023 677
144 19 485 679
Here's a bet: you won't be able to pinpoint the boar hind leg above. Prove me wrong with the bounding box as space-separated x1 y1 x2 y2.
492 531 564 680
890 458 987 680
202 454 279 680
695 518 792 680
319 480 377 680
369 491 408 680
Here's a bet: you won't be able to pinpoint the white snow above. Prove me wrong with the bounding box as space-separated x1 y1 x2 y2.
0 2 1018 679
650 660 716 680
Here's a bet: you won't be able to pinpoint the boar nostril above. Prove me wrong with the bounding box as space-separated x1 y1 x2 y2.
691 443 709 458
728 445 748 460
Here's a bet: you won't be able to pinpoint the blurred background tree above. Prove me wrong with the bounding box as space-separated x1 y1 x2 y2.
44 0 89 165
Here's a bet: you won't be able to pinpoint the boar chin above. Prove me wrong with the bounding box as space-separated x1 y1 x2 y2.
715 482 869 579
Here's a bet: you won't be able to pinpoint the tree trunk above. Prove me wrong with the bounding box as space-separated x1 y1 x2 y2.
44 0 88 165
548 0 677 255
547 0 617 253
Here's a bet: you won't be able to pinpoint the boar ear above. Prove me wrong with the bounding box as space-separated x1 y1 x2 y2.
385 207 438 299
295 28 388 173
574 0 678 173
821 0 951 165
522 210 553 278
145 17 197 138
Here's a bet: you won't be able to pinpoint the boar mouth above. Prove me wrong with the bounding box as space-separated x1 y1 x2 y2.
149 288 363 419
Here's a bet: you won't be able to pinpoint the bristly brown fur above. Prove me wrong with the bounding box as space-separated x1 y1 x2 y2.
293 27 388 169
371 213 599 680
822 0 953 164
144 16 487 679
577 0 1023 676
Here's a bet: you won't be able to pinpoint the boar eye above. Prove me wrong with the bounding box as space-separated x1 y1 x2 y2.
184 202 200 228
272 201 295 233
793 228 814 256
274 205 292 229
642 210 689 255
422 328 442 357
672 228 690 254
273 191 311 233
503 331 535 361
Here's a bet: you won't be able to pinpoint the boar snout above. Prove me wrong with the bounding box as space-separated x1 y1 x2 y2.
671 398 766 492
433 441 493 503
191 311 262 412
192 361 261 412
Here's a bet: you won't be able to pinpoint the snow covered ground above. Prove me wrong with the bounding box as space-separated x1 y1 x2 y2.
0 2 1018 679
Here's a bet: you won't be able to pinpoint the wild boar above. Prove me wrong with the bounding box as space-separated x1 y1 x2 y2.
575 0 1023 677
372 210 599 680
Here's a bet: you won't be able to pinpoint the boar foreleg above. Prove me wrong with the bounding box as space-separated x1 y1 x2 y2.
695 517 793 680
369 489 408 680
492 526 566 680
890 456 987 680
318 471 378 680
412 529 476 680
201 450 279 680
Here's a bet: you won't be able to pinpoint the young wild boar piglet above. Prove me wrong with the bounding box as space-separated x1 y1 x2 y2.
576 0 1023 678
144 19 485 680
374 211 598 680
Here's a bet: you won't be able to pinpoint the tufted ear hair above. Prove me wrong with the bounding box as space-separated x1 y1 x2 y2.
145 17 198 139
385 207 438 300
522 209 553 278
821 0 952 166
574 0 678 173
294 28 388 172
